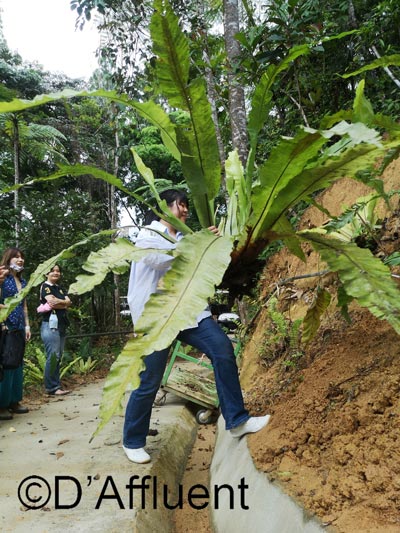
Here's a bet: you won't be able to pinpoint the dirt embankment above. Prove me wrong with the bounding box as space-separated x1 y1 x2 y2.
241 158 400 532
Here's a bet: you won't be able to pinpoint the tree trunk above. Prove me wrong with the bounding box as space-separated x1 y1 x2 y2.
203 48 226 174
111 109 121 331
12 116 21 245
223 0 248 165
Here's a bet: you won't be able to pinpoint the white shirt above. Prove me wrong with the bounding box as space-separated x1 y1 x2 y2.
127 220 211 328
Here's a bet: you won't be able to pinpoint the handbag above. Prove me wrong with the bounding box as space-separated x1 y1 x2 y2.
37 302 52 313
0 328 25 369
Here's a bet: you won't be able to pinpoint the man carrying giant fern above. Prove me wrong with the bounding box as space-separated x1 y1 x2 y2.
123 189 270 464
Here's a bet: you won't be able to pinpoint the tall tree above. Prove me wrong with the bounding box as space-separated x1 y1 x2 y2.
223 0 248 165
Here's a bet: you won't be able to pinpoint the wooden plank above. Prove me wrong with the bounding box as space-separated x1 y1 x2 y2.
163 366 219 408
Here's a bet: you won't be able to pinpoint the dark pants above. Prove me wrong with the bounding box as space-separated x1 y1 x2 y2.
123 317 249 448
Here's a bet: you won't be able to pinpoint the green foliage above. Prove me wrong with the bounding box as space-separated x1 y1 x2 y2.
337 284 353 323
24 345 82 389
323 193 381 249
341 54 400 79
69 238 154 294
24 346 47 389
73 356 98 375
2 0 400 438
300 230 400 334
258 296 304 368
150 0 221 227
384 252 400 267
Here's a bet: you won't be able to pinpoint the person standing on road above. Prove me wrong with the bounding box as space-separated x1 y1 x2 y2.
0 248 31 420
39 265 71 396
124 189 270 464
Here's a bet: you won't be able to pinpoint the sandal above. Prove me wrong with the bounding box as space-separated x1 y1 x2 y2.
47 389 71 396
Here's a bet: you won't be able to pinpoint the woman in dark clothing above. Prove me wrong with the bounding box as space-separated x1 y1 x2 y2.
39 265 71 396
0 248 30 420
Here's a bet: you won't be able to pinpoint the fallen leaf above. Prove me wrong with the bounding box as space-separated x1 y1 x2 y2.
56 452 64 460
57 439 69 446
9 427 16 432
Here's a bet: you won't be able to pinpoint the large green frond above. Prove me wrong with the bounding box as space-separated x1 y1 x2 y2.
68 239 170 295
0 83 218 227
1 163 137 201
237 123 393 254
238 127 327 250
299 230 400 334
151 0 190 109
2 163 192 235
150 0 220 227
0 89 180 161
341 54 400 79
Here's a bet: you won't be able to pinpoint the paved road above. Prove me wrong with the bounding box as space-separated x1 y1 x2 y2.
0 382 197 532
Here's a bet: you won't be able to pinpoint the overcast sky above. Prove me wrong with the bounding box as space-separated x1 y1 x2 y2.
0 0 99 79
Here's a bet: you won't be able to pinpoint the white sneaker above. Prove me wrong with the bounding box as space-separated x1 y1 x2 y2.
123 446 151 464
230 415 270 438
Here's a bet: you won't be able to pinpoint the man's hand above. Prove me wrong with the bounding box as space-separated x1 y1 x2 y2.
207 226 221 236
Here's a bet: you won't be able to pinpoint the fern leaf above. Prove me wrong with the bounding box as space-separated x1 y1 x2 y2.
0 89 181 161
299 230 400 333
239 123 394 254
150 1 220 227
341 54 400 78
0 84 218 227
240 128 327 249
225 150 249 237
68 239 169 295
151 0 190 108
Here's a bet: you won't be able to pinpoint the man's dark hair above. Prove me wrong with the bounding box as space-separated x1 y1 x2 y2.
144 189 189 224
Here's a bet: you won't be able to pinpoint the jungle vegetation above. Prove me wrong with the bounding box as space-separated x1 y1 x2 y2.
0 0 400 434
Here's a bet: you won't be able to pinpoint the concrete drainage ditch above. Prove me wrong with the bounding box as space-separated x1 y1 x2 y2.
209 417 326 533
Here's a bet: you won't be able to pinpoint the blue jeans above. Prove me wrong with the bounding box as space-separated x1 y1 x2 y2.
123 317 249 448
41 321 66 393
